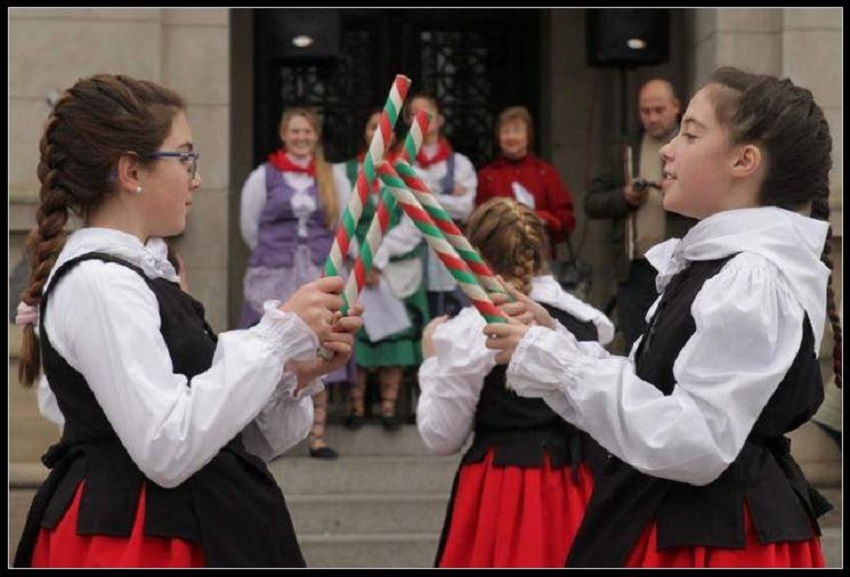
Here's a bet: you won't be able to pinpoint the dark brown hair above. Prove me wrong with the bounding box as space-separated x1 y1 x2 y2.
465 197 548 296
19 74 186 386
707 66 841 387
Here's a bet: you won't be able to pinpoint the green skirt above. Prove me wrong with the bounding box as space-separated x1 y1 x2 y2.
355 285 430 368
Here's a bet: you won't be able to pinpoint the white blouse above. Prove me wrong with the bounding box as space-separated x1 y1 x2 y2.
332 160 424 268
507 207 830 486
413 145 478 222
414 147 478 292
40 228 324 488
240 162 351 249
417 284 614 457
417 307 497 456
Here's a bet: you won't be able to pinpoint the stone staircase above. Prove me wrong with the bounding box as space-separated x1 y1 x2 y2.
7 322 843 567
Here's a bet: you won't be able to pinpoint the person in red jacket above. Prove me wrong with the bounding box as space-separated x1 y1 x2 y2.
476 106 576 249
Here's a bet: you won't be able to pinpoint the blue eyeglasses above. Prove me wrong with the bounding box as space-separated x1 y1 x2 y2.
148 151 200 180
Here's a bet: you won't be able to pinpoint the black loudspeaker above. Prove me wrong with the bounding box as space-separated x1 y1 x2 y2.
586 9 670 68
266 9 340 61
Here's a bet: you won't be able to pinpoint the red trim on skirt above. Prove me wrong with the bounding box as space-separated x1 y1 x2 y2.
438 447 595 568
32 480 206 568
625 501 826 568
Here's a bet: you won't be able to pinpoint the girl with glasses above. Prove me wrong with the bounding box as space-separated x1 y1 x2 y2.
14 74 362 568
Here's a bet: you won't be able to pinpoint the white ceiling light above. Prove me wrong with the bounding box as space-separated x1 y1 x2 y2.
292 35 314 48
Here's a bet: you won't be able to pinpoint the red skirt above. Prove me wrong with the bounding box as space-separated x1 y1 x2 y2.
438 447 595 568
32 480 205 568
625 501 826 568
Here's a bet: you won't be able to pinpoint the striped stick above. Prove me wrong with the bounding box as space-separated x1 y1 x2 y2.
376 160 507 324
391 158 508 298
341 109 432 312
323 74 410 279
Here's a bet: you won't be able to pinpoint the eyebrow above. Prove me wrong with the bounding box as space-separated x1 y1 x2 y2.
682 117 708 131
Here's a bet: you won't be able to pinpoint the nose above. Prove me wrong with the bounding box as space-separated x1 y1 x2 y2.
191 169 202 189
659 140 673 162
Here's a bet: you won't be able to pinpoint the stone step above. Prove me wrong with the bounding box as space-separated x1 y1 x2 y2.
269 454 460 494
285 421 440 457
288 493 449 535
298 533 440 568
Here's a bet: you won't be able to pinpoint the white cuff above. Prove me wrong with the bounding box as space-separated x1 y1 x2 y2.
250 300 319 360
508 325 587 395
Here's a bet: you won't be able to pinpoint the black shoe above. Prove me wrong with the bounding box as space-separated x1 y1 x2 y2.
343 413 363 430
381 414 402 432
309 446 339 460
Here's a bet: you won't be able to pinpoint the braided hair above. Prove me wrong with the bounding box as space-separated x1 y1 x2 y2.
18 74 185 387
465 197 548 296
707 67 841 387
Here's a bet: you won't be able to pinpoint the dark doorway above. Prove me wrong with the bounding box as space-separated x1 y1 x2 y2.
250 8 541 422
253 8 541 168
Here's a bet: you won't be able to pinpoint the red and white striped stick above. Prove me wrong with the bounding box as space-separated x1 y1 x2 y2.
341 109 432 312
376 160 507 324
323 74 410 279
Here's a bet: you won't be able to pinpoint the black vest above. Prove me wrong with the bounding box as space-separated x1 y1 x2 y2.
434 302 608 566
566 257 832 567
461 303 607 473
14 253 305 568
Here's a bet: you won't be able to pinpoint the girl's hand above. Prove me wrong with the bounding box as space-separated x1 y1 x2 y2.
279 276 344 341
493 276 555 329
483 317 530 364
288 304 364 389
421 315 449 358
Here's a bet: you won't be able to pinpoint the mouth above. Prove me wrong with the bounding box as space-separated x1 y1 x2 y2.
660 169 676 190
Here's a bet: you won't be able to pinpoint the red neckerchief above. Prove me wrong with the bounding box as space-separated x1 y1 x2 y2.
268 150 315 175
416 138 453 169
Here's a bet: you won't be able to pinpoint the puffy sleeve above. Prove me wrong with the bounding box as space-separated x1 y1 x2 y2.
240 165 268 250
46 262 320 488
507 253 806 485
417 308 497 456
435 153 478 222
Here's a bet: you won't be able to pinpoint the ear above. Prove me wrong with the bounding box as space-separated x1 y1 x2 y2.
730 144 762 178
115 153 143 194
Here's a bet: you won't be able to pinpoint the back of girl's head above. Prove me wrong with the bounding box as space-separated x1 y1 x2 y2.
465 197 548 296
707 66 840 387
19 73 185 387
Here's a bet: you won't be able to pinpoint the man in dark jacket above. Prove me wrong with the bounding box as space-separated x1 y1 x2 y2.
585 78 696 352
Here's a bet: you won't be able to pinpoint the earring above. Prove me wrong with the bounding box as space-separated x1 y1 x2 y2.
135 185 143 194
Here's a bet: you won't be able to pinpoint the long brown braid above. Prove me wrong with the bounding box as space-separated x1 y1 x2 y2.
465 197 547 296
18 74 185 387
708 67 841 387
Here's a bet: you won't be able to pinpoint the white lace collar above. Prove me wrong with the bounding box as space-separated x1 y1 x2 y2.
45 227 179 291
